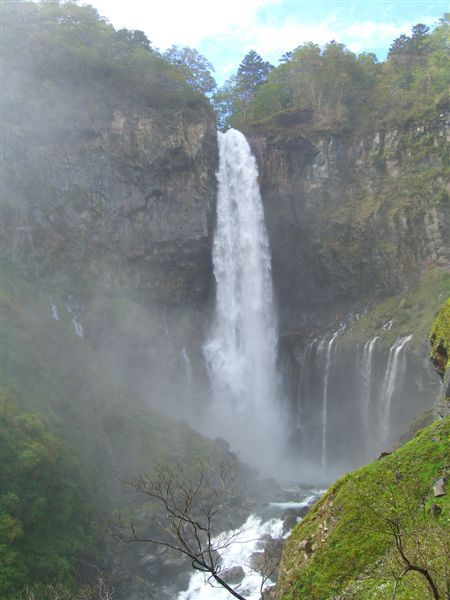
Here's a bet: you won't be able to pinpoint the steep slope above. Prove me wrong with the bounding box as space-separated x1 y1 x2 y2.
0 268 222 597
277 302 450 599
277 416 450 600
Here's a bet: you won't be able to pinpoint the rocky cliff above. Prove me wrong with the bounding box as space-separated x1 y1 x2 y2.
3 104 217 307
249 110 449 331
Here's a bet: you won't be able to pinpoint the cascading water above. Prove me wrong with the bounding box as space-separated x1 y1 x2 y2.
48 296 60 321
292 328 421 481
203 129 283 471
380 335 413 441
66 298 84 337
320 330 340 470
361 336 379 429
181 347 193 400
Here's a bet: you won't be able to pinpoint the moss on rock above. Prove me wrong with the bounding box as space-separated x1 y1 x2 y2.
430 298 450 379
277 417 450 600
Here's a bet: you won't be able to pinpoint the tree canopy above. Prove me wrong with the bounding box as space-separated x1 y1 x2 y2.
164 46 217 95
214 15 449 131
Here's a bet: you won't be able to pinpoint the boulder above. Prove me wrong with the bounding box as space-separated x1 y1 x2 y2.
433 477 446 497
221 565 245 585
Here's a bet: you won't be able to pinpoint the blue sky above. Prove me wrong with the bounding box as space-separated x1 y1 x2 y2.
87 1 448 84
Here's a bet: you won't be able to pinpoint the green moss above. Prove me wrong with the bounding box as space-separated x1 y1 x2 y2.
341 270 450 350
429 298 450 375
278 417 450 600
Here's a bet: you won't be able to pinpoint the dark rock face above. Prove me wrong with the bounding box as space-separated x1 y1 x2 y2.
249 114 449 330
3 107 218 306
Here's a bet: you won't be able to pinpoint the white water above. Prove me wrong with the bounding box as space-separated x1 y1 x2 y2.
380 335 412 441
361 336 379 429
48 297 59 321
177 515 283 600
203 129 282 469
321 330 340 470
181 347 193 397
66 300 84 337
296 338 317 433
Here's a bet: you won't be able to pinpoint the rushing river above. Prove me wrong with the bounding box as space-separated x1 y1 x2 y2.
177 488 324 599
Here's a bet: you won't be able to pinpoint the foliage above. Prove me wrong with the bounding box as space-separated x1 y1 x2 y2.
0 267 218 597
278 417 450 599
213 50 273 128
164 46 217 95
0 397 100 597
1 0 212 120
430 298 450 377
216 15 449 131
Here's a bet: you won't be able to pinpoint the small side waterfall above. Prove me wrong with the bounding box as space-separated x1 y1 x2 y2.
181 347 193 399
48 296 60 321
204 129 282 470
321 330 340 470
293 330 417 481
361 336 379 429
66 299 84 337
380 335 413 441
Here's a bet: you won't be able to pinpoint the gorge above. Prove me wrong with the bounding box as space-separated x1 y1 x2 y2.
1 3 449 600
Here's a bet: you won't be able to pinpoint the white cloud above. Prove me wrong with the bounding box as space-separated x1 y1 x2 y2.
85 0 439 82
217 15 437 64
87 0 279 49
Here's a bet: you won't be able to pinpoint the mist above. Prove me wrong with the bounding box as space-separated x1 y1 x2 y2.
3 4 448 599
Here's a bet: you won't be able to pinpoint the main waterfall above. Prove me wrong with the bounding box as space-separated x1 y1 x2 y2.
204 129 283 471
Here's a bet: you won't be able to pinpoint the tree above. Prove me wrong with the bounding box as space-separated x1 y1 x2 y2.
119 458 279 600
351 467 449 599
213 76 239 129
120 458 247 599
116 29 152 52
164 46 217 95
237 50 273 100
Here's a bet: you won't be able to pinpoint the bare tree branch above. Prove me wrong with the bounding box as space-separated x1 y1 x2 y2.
119 457 249 600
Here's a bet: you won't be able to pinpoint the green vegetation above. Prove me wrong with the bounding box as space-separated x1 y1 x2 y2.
216 15 449 131
341 270 450 350
430 299 450 378
278 417 450 599
0 266 215 597
2 0 214 122
0 397 100 597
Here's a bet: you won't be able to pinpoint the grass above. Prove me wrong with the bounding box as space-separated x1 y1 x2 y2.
278 417 450 600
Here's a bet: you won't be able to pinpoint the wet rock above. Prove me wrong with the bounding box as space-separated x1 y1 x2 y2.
283 505 310 533
262 584 277 599
221 565 245 584
249 551 266 573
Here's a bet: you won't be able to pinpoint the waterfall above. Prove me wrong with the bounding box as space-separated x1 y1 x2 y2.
361 336 379 428
181 347 193 397
203 129 282 469
321 330 340 470
48 296 59 321
296 338 317 434
380 335 412 441
66 299 84 338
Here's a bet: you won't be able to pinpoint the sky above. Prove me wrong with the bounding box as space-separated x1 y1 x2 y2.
85 0 448 84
